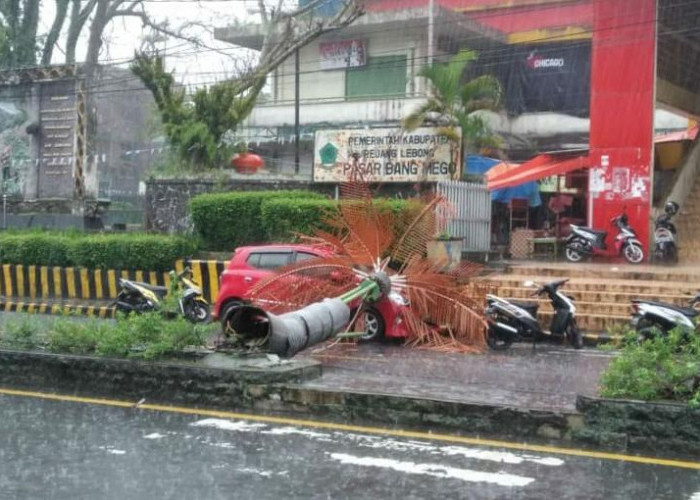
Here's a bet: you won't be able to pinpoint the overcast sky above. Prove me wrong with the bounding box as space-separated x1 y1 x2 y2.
40 0 257 87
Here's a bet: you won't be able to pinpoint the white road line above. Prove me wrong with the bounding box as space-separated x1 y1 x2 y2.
329 453 535 487
188 418 565 469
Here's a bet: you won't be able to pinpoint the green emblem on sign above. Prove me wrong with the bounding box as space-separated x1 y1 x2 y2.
319 142 339 168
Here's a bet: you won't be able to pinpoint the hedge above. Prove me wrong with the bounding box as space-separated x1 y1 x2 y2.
189 190 325 250
261 198 338 241
0 231 198 271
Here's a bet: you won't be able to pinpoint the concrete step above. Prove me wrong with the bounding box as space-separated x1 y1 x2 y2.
503 298 630 316
485 275 700 295
495 286 694 306
503 263 700 283
538 310 628 333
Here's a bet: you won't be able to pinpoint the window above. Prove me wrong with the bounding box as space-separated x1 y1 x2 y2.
346 55 407 99
254 252 291 270
246 253 260 268
295 252 319 263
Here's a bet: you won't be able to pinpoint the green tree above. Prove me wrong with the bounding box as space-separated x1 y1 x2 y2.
130 53 266 168
132 0 363 170
403 50 503 164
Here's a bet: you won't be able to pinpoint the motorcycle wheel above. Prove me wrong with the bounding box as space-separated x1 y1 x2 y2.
188 301 211 323
623 243 644 264
487 326 514 350
565 243 584 263
669 245 679 265
566 323 584 349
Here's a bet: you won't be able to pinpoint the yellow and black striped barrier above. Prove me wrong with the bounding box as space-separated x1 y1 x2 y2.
0 260 227 305
0 300 116 318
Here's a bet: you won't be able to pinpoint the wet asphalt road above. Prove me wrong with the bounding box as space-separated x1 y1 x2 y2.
0 394 698 500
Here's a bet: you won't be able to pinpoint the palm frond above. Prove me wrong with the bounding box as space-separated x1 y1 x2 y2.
390 196 447 268
461 74 502 113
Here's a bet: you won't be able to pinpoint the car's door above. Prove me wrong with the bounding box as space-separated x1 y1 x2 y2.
241 250 293 296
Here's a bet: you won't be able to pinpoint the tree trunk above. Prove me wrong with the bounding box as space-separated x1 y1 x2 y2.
65 0 83 64
41 0 71 65
84 0 109 72
17 0 41 65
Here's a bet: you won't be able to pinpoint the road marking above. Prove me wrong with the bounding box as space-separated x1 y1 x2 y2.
329 453 534 487
0 387 698 470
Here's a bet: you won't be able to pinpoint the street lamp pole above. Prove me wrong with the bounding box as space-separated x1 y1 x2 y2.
294 48 300 175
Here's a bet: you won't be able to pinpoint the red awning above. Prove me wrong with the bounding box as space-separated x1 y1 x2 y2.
487 154 590 191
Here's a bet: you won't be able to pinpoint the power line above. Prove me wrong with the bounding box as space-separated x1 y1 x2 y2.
0 5 691 103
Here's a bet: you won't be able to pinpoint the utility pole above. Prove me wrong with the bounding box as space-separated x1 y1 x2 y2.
294 48 300 175
427 0 434 65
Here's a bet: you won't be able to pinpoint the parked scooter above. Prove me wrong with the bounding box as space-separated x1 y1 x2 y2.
652 201 679 264
631 292 700 339
115 268 210 322
565 213 644 264
485 279 584 350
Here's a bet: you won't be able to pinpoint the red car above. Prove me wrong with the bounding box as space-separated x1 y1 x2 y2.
213 244 409 341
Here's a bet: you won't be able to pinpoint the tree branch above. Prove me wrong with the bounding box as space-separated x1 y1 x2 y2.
42 0 70 65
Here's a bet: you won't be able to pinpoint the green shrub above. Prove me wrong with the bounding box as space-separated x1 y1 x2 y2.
0 231 198 271
261 198 338 241
189 190 325 250
47 318 102 354
45 312 213 360
68 234 198 271
600 328 700 406
2 316 41 349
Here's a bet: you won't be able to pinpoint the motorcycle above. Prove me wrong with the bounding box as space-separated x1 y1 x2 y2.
652 201 679 264
115 268 210 323
631 292 700 339
565 213 644 264
485 278 584 350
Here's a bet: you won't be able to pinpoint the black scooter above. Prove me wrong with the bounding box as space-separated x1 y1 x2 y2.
652 201 679 264
485 279 583 350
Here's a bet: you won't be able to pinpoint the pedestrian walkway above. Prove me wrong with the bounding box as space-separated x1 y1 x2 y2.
299 342 613 412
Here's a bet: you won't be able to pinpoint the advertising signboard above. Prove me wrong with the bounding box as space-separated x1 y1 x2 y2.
319 40 367 70
313 127 461 183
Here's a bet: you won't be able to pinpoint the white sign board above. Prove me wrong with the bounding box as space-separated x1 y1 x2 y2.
319 40 367 70
314 127 462 183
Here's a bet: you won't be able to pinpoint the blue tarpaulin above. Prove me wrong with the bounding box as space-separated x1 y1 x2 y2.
466 155 541 207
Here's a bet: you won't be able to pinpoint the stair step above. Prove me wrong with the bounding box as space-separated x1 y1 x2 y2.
538 311 628 332
485 275 700 294
494 286 693 305
503 298 630 316
503 264 700 283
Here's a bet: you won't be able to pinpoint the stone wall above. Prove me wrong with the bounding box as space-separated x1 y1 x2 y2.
0 349 321 409
576 395 700 456
145 177 431 234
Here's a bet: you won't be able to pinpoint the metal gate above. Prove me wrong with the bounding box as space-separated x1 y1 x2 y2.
437 180 491 252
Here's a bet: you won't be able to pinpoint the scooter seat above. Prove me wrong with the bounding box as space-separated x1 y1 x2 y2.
633 300 698 318
120 279 169 296
510 301 539 317
582 228 607 237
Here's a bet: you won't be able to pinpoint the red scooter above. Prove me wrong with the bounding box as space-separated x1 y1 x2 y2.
564 214 645 264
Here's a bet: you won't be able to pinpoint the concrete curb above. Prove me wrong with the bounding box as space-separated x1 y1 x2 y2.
0 348 580 445
0 349 321 409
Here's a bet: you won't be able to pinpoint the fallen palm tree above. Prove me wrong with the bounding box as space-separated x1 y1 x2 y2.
223 176 488 357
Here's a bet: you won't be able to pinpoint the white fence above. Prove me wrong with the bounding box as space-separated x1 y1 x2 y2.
437 180 491 252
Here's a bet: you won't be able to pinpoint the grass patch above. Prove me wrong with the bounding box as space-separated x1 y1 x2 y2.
0 312 216 361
